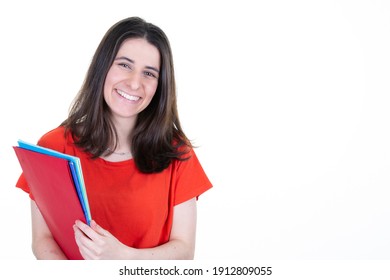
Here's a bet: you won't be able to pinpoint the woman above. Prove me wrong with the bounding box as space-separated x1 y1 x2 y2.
16 17 212 260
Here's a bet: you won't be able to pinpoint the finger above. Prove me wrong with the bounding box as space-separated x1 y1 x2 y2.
75 220 101 241
73 225 100 259
73 224 95 247
90 220 110 237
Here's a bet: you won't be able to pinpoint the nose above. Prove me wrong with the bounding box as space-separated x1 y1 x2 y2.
126 72 141 91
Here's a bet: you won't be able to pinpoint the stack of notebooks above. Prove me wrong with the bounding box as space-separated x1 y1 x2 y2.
14 140 91 260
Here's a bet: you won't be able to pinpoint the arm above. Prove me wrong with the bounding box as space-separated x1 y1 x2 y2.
73 198 197 260
30 200 68 259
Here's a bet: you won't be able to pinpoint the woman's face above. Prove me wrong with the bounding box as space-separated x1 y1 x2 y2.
104 38 160 122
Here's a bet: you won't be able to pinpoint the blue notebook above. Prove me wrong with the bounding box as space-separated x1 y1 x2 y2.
17 140 91 225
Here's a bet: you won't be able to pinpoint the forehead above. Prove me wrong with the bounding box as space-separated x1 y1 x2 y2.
116 38 160 68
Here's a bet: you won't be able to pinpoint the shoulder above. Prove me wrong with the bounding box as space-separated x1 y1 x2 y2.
37 126 71 152
173 147 201 171
170 147 212 205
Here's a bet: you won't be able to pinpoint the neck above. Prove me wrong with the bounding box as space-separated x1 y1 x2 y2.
102 150 133 162
110 115 137 153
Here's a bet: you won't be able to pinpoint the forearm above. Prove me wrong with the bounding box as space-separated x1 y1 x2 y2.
32 236 68 260
74 199 197 260
130 199 197 260
128 239 195 260
30 200 67 259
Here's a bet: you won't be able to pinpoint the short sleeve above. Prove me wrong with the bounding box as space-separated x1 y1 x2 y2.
16 173 34 199
173 149 212 206
14 126 66 200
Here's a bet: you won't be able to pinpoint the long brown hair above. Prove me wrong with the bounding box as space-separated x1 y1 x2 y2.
62 17 191 173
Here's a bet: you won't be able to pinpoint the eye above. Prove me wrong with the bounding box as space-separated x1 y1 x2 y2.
118 63 131 70
144 71 158 78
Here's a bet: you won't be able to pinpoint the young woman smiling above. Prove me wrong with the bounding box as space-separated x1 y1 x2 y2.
16 17 212 260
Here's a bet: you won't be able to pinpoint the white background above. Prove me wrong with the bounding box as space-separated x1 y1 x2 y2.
0 0 389 261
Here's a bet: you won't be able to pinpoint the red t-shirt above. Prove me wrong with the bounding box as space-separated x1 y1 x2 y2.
16 126 212 249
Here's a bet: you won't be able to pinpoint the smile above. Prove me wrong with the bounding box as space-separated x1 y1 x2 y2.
116 89 141 101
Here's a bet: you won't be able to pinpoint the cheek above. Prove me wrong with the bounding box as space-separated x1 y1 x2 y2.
145 82 158 99
105 68 120 85
103 80 112 104
103 68 122 100
103 71 114 94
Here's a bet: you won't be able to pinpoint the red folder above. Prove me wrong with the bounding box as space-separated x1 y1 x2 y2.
14 147 85 260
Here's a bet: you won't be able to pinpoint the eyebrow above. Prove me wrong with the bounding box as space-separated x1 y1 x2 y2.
115 56 160 73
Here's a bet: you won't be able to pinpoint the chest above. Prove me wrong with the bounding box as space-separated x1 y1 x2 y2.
80 157 173 227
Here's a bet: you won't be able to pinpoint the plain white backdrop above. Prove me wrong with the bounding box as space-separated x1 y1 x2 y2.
1 0 389 261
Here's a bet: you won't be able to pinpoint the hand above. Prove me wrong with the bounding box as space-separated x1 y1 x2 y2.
73 220 135 259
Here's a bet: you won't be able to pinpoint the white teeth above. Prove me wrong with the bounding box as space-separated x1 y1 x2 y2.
116 89 140 101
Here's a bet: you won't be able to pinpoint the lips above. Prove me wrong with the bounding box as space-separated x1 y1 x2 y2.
116 89 141 101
